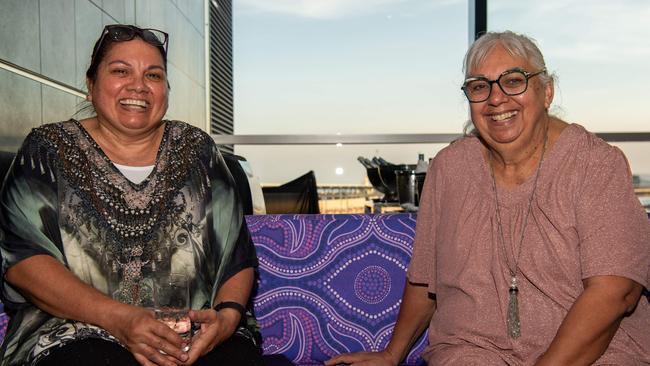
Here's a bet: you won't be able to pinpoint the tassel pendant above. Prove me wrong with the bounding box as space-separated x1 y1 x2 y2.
507 276 521 339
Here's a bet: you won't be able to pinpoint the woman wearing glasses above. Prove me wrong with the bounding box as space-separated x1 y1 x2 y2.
0 25 262 366
327 31 649 365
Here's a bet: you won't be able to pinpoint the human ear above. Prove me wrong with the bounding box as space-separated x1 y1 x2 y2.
86 78 94 102
544 79 554 109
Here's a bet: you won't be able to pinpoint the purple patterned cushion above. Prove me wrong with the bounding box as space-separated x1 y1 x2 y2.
246 213 427 366
0 303 7 344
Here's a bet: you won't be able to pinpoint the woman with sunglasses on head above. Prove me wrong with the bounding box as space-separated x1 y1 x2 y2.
327 31 649 366
0 25 262 366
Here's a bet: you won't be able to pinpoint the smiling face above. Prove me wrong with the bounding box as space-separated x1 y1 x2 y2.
87 38 169 135
468 43 553 151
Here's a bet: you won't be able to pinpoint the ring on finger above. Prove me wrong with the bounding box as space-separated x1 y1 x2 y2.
157 340 167 354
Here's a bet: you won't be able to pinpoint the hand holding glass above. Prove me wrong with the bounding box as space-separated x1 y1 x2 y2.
153 274 192 352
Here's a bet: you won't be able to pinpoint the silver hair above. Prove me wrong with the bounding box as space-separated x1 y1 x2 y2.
463 30 553 86
462 31 555 135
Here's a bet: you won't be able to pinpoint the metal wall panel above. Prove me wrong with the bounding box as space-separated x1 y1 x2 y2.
208 0 234 153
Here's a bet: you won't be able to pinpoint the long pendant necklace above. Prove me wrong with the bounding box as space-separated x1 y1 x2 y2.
489 129 548 339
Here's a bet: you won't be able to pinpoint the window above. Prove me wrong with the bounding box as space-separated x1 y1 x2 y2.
233 0 468 184
489 0 650 177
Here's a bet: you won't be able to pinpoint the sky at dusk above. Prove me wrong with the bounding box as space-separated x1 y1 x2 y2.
231 0 650 184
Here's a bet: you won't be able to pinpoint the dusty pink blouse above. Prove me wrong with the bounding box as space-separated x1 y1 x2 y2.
408 124 650 365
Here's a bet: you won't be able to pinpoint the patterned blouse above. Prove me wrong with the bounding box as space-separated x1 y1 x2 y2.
0 120 258 365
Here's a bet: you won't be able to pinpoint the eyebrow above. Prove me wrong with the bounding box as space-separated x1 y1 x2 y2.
467 67 526 80
106 60 166 71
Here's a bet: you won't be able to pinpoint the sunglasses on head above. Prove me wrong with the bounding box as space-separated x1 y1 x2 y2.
93 24 169 58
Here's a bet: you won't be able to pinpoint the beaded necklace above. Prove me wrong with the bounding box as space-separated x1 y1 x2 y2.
488 127 548 339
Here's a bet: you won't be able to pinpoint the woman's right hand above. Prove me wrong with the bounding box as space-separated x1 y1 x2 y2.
106 304 189 366
325 350 399 366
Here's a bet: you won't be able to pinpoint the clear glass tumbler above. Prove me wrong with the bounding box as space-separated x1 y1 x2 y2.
153 273 192 351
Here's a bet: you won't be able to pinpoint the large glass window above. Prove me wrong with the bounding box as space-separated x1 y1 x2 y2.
232 0 649 188
233 0 468 185
233 0 469 135
489 0 650 176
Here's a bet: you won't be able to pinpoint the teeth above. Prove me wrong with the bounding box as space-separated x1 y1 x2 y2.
492 111 517 121
120 99 147 108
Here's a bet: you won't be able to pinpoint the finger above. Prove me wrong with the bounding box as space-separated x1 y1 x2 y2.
324 356 340 365
140 344 182 366
180 343 203 365
131 316 184 347
134 350 178 366
355 361 381 366
138 327 187 362
192 323 218 351
157 337 190 363
152 320 186 347
324 357 341 365
325 355 351 365
326 352 371 365
190 330 212 353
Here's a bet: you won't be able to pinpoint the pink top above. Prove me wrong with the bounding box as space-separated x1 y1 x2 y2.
408 124 650 365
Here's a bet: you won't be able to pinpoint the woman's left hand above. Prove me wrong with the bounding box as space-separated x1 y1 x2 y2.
181 308 240 364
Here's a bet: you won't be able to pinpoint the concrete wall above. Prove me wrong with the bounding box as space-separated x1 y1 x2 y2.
0 0 207 151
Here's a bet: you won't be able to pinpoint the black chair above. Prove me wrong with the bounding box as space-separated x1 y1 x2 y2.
222 152 254 216
262 171 320 214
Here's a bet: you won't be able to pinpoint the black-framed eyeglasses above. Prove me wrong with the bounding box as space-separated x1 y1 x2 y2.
93 24 169 58
461 68 546 103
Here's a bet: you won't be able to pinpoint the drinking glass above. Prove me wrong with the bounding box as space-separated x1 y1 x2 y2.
153 273 192 351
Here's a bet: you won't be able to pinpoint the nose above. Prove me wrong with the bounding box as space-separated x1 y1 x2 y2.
127 74 149 93
487 82 508 106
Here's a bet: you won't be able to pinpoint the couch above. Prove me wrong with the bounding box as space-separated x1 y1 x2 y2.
1 148 648 364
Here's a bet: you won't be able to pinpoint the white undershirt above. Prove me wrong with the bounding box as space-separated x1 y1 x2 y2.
113 163 155 184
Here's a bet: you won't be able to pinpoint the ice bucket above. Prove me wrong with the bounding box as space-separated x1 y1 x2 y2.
395 170 426 207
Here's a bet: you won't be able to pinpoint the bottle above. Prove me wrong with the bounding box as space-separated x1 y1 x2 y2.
415 153 428 173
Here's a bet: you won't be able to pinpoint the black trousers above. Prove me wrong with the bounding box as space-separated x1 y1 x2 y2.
36 335 264 366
